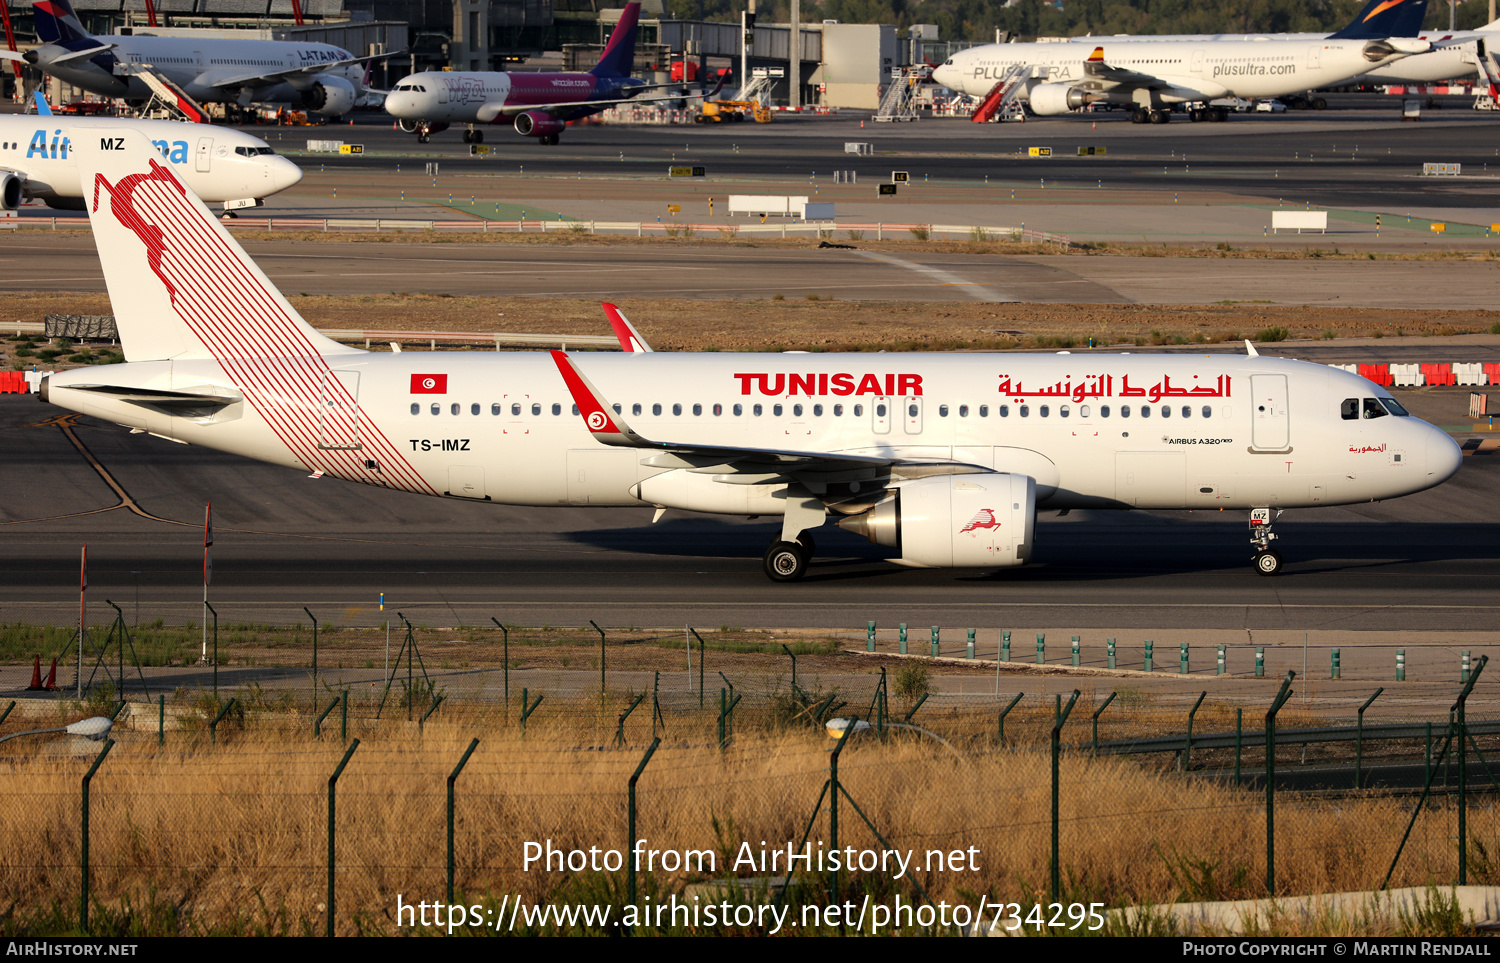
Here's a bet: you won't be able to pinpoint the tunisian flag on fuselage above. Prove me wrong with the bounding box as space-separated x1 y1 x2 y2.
411 374 448 394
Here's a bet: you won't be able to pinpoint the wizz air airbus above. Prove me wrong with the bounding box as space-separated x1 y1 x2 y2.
40 132 1462 581
934 0 1435 122
5 0 380 118
0 108 301 212
384 3 711 144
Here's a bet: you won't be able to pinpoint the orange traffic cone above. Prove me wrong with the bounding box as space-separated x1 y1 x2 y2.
25 654 41 690
42 658 56 691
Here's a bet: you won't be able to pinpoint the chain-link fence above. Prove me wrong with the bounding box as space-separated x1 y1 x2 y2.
2 616 1497 936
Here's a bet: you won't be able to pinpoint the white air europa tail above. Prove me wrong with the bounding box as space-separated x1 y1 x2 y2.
76 130 437 495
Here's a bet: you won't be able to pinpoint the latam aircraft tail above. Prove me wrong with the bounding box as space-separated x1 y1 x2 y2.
33 0 95 45
77 128 355 363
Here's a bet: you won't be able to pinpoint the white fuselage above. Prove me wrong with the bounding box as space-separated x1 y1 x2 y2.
0 116 301 205
1068 28 1495 84
934 38 1418 103
39 36 363 107
45 350 1461 516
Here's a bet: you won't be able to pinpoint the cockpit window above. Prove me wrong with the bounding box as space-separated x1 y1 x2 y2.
1340 398 1359 421
1362 397 1389 420
1378 396 1410 416
235 146 278 156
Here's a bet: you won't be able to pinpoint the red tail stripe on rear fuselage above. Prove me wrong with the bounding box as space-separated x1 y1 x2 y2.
102 165 436 494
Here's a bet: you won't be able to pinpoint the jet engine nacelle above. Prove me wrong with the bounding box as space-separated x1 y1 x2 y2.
302 76 358 117
1027 83 1090 116
514 111 565 138
0 172 23 211
837 473 1036 568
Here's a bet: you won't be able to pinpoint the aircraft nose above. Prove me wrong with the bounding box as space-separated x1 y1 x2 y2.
385 92 412 117
268 156 303 195
1426 427 1462 484
932 64 954 88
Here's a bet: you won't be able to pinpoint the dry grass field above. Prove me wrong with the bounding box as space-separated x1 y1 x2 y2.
2 696 1491 936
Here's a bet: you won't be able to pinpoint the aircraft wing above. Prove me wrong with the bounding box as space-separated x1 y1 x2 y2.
550 351 988 480
190 50 403 91
1081 47 1167 88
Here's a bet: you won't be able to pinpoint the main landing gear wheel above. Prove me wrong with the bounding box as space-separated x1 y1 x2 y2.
764 541 809 582
796 534 817 557
1254 550 1283 576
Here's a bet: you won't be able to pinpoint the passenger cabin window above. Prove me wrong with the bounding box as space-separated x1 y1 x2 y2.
410 403 419 415
471 403 480 415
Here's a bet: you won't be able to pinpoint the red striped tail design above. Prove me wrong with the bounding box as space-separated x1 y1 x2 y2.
82 133 436 495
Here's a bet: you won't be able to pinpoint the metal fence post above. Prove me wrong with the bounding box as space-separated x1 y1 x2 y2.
1051 690 1081 903
1144 640 1154 672
1001 630 1011 662
490 618 509 709
1182 691 1207 771
305 607 318 708
1356 688 1384 790
79 738 116 934
1091 691 1117 757
589 620 606 695
1265 672 1296 897
326 739 360 937
999 692 1024 747
447 738 480 905
627 737 663 924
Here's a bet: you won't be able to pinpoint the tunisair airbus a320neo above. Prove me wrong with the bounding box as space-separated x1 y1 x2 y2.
41 132 1463 581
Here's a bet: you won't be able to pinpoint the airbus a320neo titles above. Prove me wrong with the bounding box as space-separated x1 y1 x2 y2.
40 132 1462 581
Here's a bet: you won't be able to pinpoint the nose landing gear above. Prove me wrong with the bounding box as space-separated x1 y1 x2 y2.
1250 507 1283 576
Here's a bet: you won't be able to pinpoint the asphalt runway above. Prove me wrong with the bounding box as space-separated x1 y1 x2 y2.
297 95 1500 216
2 393 1498 637
7 233 1500 308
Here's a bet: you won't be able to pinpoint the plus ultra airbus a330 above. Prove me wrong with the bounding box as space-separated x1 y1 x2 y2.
39 132 1462 581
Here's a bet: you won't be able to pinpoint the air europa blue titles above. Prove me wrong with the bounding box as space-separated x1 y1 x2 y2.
26 129 189 163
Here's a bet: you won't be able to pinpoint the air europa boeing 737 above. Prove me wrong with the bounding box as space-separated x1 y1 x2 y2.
41 132 1462 581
